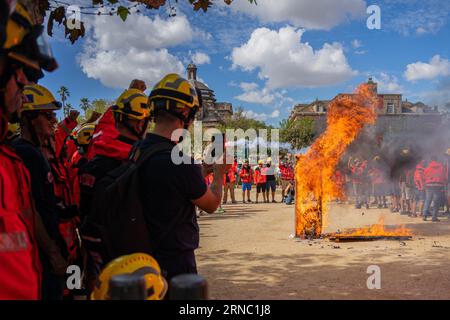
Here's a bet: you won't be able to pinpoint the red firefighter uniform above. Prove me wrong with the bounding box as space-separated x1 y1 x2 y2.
223 161 237 185
0 143 41 300
52 117 79 255
239 166 253 184
424 161 446 187
254 166 267 185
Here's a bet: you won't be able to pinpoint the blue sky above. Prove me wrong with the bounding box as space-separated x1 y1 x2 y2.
40 0 450 125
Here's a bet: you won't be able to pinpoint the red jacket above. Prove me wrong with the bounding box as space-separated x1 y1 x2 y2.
223 163 237 185
254 166 266 184
69 151 83 207
350 161 367 184
239 166 253 184
54 117 78 162
0 145 41 300
86 107 133 161
424 161 446 187
414 162 425 191
279 164 294 181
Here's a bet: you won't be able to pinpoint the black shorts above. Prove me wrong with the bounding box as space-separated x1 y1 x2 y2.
257 183 267 193
266 180 277 192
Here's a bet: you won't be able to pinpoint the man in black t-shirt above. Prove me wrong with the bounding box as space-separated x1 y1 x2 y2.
144 74 228 281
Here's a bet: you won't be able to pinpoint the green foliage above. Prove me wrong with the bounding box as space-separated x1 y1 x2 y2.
79 98 91 114
77 98 112 123
57 86 70 117
219 107 272 133
279 117 315 150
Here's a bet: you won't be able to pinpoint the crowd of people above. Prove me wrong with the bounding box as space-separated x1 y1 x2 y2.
341 149 450 222
1 2 229 300
207 157 295 205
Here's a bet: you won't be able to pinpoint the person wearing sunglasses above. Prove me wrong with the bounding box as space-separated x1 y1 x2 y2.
11 84 68 300
1 1 58 300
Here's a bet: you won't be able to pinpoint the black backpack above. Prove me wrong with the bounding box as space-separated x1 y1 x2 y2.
80 142 174 265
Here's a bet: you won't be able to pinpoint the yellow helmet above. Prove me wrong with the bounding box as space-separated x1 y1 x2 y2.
3 3 57 73
258 160 264 165
3 3 32 50
21 84 61 114
91 253 168 301
75 124 95 146
6 122 20 139
112 89 150 121
148 73 200 116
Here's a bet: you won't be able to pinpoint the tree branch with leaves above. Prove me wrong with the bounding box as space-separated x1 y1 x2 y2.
28 0 257 44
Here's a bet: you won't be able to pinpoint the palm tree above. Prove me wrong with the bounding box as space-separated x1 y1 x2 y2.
79 98 90 115
58 86 70 117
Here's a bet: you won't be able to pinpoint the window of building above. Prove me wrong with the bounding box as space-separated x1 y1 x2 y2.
387 102 395 114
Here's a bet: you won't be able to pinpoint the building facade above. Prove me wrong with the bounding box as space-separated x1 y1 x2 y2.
187 63 233 128
289 77 444 142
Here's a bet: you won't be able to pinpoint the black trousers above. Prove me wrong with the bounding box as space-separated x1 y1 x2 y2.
153 250 197 283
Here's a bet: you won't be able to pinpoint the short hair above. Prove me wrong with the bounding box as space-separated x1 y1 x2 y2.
154 108 180 124
129 79 147 91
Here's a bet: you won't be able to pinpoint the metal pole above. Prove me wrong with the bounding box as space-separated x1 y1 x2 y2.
109 274 147 300
169 274 208 300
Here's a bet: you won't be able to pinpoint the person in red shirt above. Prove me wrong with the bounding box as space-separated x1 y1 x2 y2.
254 160 267 203
368 156 388 209
349 158 369 209
423 155 446 222
279 160 294 202
223 159 237 204
239 159 253 203
445 148 450 215
412 159 426 217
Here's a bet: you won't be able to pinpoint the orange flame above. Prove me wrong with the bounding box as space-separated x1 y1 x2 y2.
331 217 412 237
295 84 378 238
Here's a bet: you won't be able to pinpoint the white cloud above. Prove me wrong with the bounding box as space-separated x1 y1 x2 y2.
415 77 450 108
239 82 259 91
229 0 366 30
78 14 194 89
351 39 362 49
372 73 403 93
242 109 280 121
387 1 450 36
235 82 275 104
404 55 450 82
231 27 356 89
189 51 211 65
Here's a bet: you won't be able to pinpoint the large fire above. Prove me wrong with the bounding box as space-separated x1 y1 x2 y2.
295 83 378 238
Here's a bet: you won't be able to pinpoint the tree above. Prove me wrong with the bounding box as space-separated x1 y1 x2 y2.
79 98 91 115
57 86 70 117
279 117 315 150
29 0 257 44
64 103 73 118
219 107 272 132
77 98 112 123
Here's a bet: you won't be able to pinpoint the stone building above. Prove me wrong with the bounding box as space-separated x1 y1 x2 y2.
289 77 444 142
187 63 233 128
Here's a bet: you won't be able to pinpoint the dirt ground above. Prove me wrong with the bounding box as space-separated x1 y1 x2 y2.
196 189 450 300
